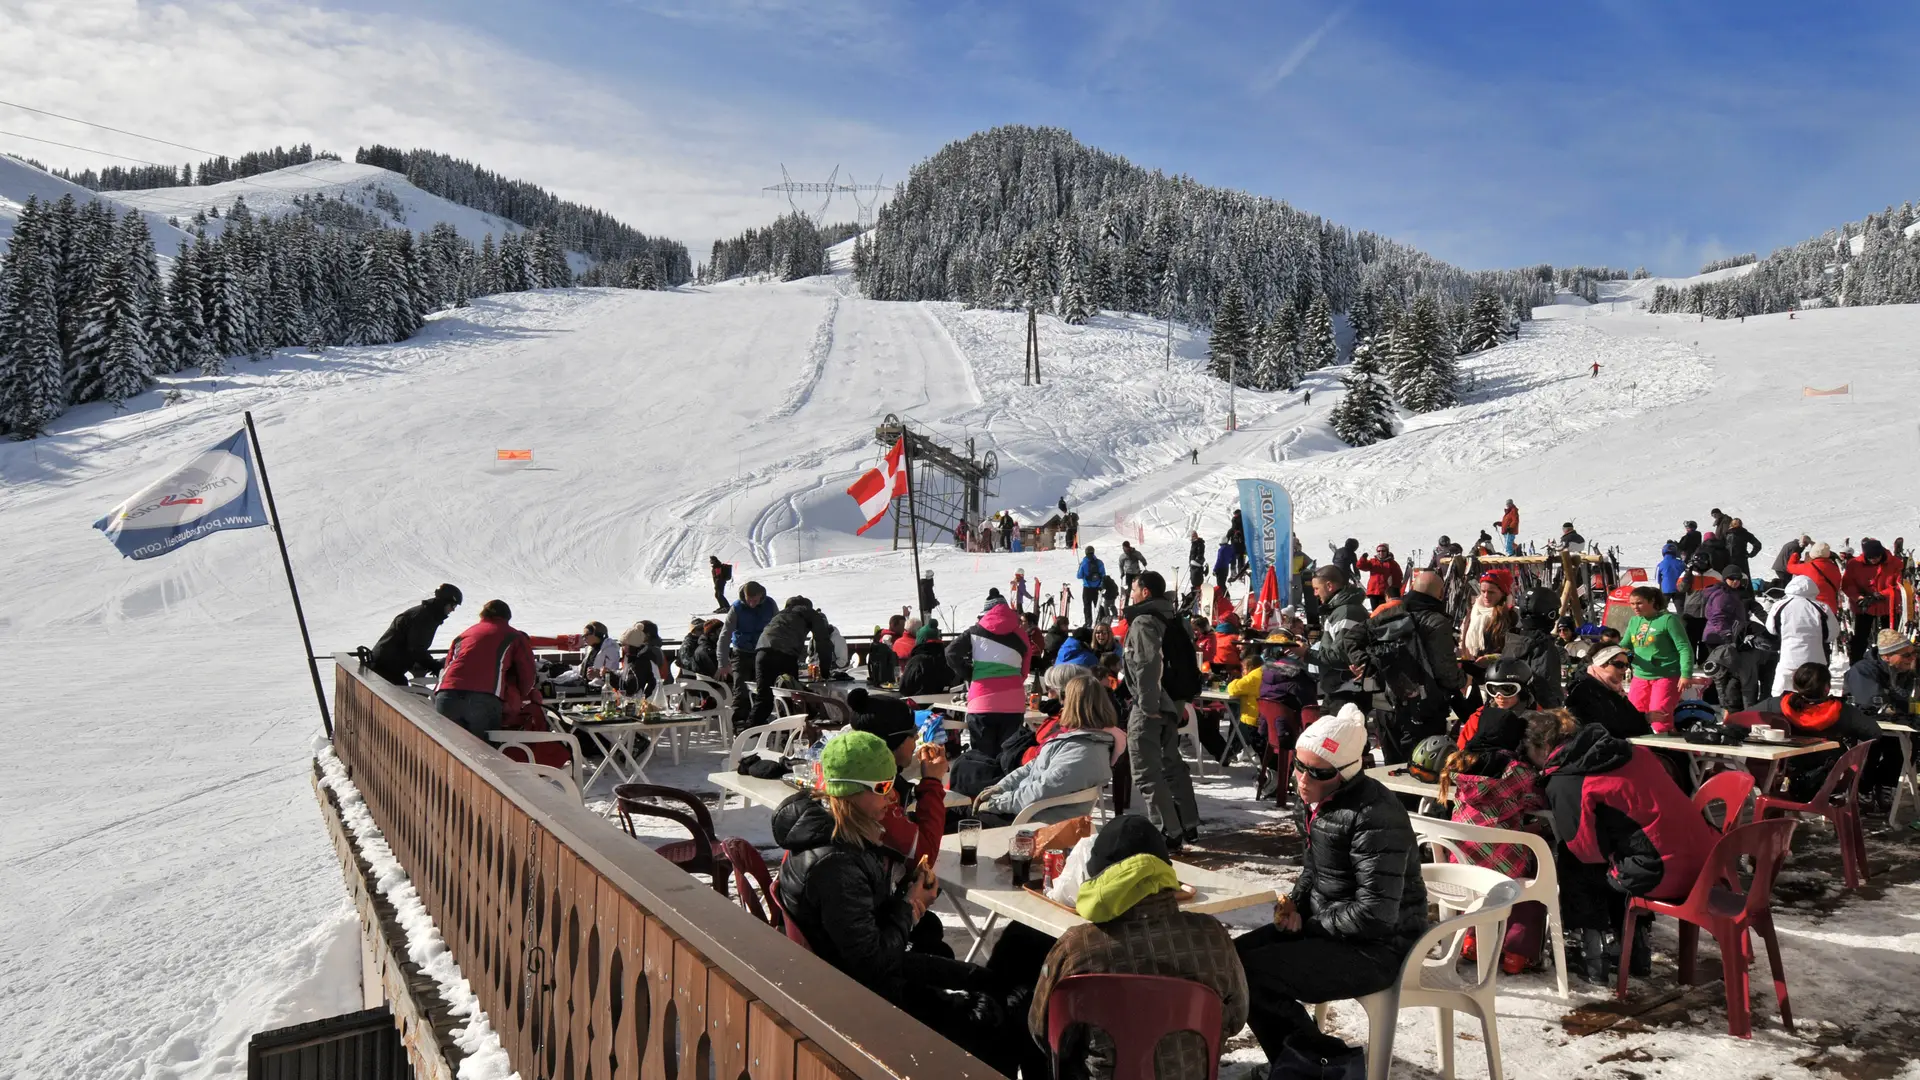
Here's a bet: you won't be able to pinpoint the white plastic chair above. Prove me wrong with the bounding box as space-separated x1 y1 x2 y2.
487 730 586 796
1179 703 1208 779
1009 784 1105 826
1314 868 1523 1080
769 686 800 718
724 716 808 769
666 675 734 743
1413 815 1569 999
521 762 583 803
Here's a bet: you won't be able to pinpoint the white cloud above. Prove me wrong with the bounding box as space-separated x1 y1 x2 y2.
0 0 901 255
1250 2 1350 94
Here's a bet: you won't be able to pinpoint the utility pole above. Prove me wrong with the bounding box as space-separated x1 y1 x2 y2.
1228 352 1239 431
1165 309 1172 371
1024 307 1041 385
902 438 925 619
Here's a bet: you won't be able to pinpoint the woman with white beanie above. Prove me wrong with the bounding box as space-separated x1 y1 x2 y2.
1233 705 1431 1070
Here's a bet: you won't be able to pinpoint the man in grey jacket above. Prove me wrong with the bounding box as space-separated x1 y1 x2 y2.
1123 571 1201 846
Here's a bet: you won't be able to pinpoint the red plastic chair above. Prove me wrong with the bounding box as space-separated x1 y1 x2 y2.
721 837 780 928
1754 740 1872 889
1616 818 1798 1038
1254 701 1314 807
1693 769 1756 835
1044 974 1224 1080
764 867 813 952
613 784 732 894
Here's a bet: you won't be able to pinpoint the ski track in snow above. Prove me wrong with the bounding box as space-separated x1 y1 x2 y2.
8 254 1920 1080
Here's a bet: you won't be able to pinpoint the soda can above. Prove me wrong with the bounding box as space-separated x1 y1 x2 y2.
1043 850 1066 887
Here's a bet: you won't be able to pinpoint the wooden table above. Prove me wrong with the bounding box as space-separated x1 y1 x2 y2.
933 825 1275 962
706 770 972 824
1881 720 1919 824
1630 733 1838 792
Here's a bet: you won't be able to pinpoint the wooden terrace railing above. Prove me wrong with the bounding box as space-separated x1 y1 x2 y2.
328 655 992 1080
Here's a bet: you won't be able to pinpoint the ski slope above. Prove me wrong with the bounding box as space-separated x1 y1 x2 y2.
0 153 196 257
112 159 530 255
5 246 1920 1079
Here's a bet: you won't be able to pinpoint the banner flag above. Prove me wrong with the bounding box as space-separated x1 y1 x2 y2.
496 449 533 461
847 437 908 536
1801 385 1850 397
1236 478 1293 610
94 428 269 560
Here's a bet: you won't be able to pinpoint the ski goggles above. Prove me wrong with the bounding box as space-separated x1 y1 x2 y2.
1485 682 1524 698
1292 760 1344 782
833 776 896 795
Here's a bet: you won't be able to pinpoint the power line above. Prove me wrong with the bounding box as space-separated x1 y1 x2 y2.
0 99 222 157
0 129 165 166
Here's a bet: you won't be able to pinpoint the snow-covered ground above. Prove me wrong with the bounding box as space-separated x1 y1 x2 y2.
0 153 196 257
112 159 529 255
5 243 1919 1078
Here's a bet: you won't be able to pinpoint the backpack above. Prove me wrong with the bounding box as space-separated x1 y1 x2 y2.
1360 608 1446 709
1148 612 1204 701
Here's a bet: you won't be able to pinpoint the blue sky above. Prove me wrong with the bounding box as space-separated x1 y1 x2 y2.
10 1 1920 273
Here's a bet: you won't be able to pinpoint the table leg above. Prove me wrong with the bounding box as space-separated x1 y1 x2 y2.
579 730 623 792
942 889 986 952
963 912 1001 964
671 726 685 765
1891 733 1915 826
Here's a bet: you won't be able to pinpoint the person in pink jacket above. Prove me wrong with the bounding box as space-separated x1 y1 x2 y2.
945 590 1032 756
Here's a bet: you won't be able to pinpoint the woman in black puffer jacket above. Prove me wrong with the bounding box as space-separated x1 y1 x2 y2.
773 731 1038 1077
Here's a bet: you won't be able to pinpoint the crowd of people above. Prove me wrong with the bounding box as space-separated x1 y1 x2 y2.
357 497 1919 1080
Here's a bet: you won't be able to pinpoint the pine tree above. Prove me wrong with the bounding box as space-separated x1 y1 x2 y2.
0 198 68 436
74 219 157 406
1393 294 1458 412
1301 292 1336 368
1461 290 1506 353
1329 371 1395 447
1208 281 1252 382
1059 261 1094 324
476 234 501 296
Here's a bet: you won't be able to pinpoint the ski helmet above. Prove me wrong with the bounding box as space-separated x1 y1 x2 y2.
1671 700 1721 732
1484 657 1534 688
1408 734 1452 784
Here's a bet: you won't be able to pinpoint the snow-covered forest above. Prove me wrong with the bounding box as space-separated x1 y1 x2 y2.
0 191 637 438
1649 200 1920 317
54 144 337 192
699 213 854 283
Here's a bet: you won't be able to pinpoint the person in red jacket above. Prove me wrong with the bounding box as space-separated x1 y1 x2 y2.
1787 541 1842 613
1841 537 1907 663
433 599 538 739
1527 709 1712 983
1495 500 1520 555
1353 543 1405 610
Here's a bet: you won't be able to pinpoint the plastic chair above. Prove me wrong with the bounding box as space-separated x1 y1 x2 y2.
614 784 732 894
1314 872 1523 1080
767 881 812 952
487 730 585 795
1693 769 1757 835
725 716 808 768
1010 784 1106 827
1178 704 1208 779
1253 701 1311 808
1616 818 1798 1038
1754 740 1871 889
520 762 583 803
666 675 733 741
1413 817 1569 1000
720 837 781 929
1044 974 1225 1080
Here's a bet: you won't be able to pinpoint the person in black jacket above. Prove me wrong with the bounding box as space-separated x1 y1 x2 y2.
368 583 462 685
1723 519 1763 579
773 732 1035 1076
1563 646 1652 738
1677 521 1702 562
709 555 732 613
1186 530 1207 610
898 623 956 697
1306 566 1371 712
756 596 835 705
1235 707 1429 1065
1366 570 1467 764
1501 605 1568 708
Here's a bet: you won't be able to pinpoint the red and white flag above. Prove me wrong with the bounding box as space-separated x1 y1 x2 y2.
847 437 908 535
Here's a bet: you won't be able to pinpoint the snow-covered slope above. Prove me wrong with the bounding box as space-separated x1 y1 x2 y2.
113 159 528 254
6 250 1920 1078
1848 218 1920 255
0 153 196 256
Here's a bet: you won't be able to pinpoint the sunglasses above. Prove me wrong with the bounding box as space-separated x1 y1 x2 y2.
1485 682 1523 697
1292 760 1343 782
1607 660 1632 671
835 777 896 795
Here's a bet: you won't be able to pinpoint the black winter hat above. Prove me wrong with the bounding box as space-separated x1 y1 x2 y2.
849 689 916 748
1862 538 1887 561
1087 814 1171 877
435 583 463 605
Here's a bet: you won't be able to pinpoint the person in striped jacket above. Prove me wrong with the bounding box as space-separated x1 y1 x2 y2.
946 590 1032 757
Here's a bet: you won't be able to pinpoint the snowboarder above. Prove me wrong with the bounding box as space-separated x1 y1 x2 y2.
1496 499 1519 555
710 556 733 613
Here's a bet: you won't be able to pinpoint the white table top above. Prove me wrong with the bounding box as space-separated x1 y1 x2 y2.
707 770 971 810
1197 689 1235 703
933 826 1275 937
1630 733 1837 761
926 700 1047 725
1880 720 1918 736
1365 763 1443 802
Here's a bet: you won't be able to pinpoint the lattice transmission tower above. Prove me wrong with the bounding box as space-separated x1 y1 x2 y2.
763 165 889 226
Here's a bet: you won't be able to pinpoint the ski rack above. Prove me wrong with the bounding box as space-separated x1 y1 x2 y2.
874 413 997 549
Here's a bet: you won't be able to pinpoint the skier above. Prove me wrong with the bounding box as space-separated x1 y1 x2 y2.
1077 546 1107 628
1303 389 1311 406
1496 500 1519 555
1119 541 1148 598
998 512 1015 551
1058 495 1069 516
1590 361 1600 377
1354 542 1404 610
1010 568 1032 616
1185 530 1207 610
1213 539 1235 594
710 555 733 614
1329 538 1359 580
1063 510 1080 550
1190 447 1199 465
1227 509 1247 581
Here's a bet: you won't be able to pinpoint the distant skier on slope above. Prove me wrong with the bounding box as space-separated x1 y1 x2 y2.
1590 361 1600 378
1304 390 1312 406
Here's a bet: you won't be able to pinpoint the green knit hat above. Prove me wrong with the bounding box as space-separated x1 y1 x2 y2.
820 731 897 796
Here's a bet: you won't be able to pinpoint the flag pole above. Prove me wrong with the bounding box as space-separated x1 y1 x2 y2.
244 411 333 739
901 432 926 620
